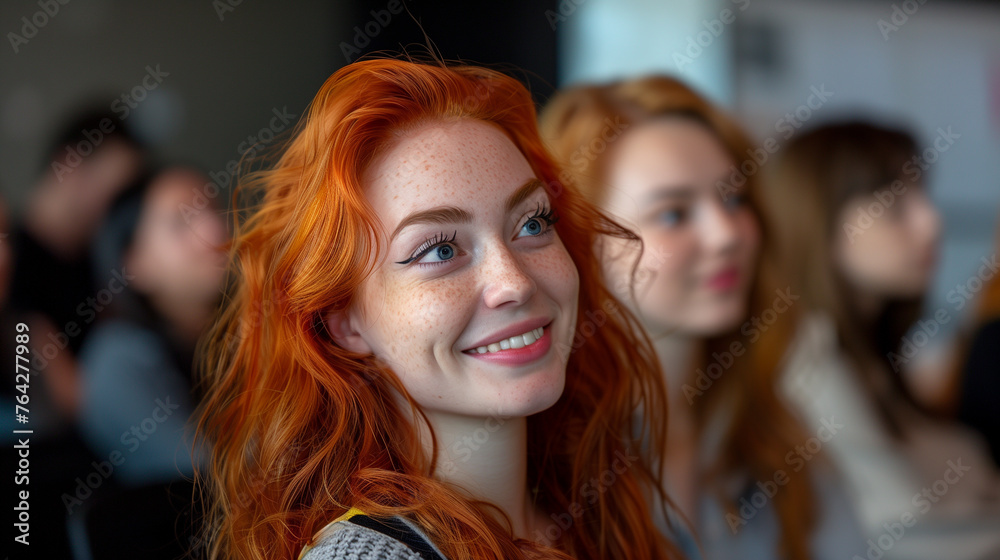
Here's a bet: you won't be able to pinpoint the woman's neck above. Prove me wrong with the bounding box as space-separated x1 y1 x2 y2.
424 411 544 540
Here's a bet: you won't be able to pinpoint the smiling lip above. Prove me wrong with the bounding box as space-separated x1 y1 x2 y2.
461 318 554 366
462 317 552 351
463 325 553 367
706 266 741 291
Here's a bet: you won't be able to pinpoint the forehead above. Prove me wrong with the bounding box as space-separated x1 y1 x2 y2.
362 119 536 223
612 118 732 183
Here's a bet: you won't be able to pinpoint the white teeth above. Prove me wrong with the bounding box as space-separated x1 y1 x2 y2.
470 326 546 355
523 330 537 345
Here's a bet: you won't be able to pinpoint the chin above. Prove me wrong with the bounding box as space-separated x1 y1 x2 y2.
690 304 748 337
504 372 566 417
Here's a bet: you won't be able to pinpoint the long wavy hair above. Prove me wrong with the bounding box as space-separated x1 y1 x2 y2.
539 76 816 560
761 122 927 432
194 59 682 560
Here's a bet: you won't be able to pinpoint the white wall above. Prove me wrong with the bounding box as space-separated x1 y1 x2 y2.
558 0 741 105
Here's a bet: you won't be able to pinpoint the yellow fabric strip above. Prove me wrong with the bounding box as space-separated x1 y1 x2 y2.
297 507 367 560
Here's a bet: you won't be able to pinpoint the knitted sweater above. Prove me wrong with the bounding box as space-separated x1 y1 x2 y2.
300 510 447 560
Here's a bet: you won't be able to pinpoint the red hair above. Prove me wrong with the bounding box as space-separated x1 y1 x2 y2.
194 59 682 560
539 76 817 560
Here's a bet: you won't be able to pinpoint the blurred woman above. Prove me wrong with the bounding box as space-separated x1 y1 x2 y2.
194 59 683 560
540 76 864 560
763 121 1000 560
78 166 227 485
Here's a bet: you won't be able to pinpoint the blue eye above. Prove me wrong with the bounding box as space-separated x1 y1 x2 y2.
395 231 461 266
521 218 544 236
658 208 687 227
516 204 559 239
419 243 455 264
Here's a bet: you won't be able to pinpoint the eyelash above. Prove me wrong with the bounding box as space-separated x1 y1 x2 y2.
395 231 458 265
524 203 560 233
395 204 560 267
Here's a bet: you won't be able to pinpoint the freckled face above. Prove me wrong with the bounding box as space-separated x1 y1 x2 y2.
349 119 580 419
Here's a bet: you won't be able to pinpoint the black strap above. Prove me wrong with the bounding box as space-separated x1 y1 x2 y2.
347 514 446 560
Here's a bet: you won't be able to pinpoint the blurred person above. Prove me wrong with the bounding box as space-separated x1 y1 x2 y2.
10 107 147 419
763 121 1000 560
77 166 226 485
540 76 865 560
195 59 684 560
3 108 146 559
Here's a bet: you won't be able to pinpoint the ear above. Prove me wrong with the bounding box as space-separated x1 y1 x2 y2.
325 308 373 355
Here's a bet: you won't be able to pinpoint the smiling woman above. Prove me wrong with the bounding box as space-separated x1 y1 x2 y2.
193 59 684 560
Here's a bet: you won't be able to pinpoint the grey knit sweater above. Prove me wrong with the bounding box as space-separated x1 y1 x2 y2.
301 516 447 560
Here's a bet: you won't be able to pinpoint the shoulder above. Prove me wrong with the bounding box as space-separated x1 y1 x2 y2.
301 519 425 560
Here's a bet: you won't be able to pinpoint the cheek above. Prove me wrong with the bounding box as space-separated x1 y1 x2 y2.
370 274 478 359
528 240 580 304
837 226 900 284
640 228 696 291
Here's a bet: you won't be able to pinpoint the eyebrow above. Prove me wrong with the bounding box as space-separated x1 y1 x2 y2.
390 178 545 241
643 187 697 204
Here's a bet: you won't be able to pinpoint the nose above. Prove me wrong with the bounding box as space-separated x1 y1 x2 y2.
700 198 741 255
481 243 537 309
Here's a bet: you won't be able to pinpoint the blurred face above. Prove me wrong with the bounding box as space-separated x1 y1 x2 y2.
333 119 579 419
127 169 228 303
834 184 940 300
600 117 760 337
47 138 145 230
